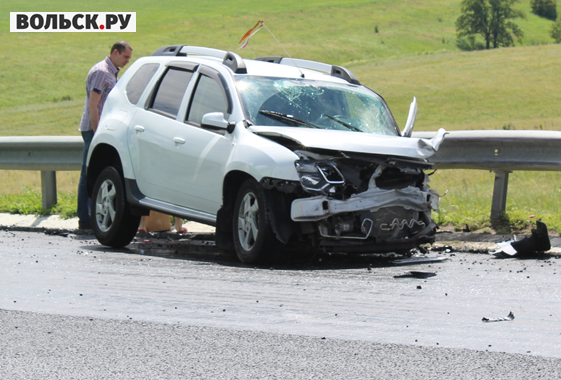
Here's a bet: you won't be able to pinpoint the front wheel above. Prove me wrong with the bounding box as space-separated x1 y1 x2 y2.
233 179 280 264
91 166 140 247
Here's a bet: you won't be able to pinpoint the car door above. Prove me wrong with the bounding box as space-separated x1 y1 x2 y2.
128 64 196 203
171 66 234 214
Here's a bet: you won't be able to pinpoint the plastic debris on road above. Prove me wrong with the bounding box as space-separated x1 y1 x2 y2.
394 271 437 279
482 311 515 323
391 257 449 266
493 220 551 258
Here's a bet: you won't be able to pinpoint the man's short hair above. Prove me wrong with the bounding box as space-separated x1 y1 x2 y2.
111 41 132 54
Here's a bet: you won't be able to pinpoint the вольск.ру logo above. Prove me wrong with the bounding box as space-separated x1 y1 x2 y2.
10 12 136 32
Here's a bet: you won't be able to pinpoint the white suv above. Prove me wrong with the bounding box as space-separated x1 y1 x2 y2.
86 45 446 263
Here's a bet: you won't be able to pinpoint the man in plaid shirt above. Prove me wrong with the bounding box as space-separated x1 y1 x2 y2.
77 41 133 229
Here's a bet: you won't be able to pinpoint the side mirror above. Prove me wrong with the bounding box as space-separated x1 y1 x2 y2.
201 112 235 134
402 97 417 137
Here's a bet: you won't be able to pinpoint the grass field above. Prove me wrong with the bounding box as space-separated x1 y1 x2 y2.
2 0 561 232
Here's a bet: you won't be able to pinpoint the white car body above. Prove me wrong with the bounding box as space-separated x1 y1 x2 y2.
86 45 446 263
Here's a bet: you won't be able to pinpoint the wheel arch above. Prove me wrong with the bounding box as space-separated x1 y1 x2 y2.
223 171 254 209
216 170 297 253
215 170 254 251
86 144 124 198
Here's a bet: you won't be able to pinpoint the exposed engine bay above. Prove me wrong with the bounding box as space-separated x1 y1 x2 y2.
262 148 440 253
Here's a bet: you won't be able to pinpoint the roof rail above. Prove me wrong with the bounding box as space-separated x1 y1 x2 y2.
152 45 186 57
223 52 247 74
152 45 247 74
255 56 360 85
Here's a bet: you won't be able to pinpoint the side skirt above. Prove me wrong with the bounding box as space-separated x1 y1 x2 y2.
125 179 217 226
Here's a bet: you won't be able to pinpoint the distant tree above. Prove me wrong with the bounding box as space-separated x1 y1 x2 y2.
551 19 561 42
456 0 525 50
531 0 557 21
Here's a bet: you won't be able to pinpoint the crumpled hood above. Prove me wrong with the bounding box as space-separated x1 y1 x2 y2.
248 126 447 159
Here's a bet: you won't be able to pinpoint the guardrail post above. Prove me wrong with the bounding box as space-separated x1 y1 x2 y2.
41 170 57 210
490 170 510 221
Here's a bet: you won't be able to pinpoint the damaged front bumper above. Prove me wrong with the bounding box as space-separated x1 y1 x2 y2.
290 186 439 253
291 185 439 222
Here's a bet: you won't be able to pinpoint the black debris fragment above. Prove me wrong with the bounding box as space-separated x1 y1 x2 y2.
482 311 514 323
494 220 551 258
394 271 437 279
391 257 448 266
511 220 551 256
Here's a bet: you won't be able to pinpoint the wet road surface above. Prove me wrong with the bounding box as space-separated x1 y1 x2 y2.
1 230 561 378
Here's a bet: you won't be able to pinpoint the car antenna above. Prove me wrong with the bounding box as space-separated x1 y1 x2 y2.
239 21 305 78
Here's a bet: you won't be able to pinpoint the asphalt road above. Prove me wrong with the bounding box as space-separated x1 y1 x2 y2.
1 230 560 379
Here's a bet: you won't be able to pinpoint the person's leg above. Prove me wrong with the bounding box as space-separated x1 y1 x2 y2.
138 216 147 233
175 217 186 233
77 130 94 229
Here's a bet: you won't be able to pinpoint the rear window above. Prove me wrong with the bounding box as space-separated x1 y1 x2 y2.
126 63 159 104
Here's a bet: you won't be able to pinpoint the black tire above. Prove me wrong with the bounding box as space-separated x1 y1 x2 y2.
232 179 280 263
91 166 140 247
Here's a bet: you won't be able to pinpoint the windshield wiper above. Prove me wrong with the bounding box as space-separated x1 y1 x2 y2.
324 114 362 132
259 110 320 129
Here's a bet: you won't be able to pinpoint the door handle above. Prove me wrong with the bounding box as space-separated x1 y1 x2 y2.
173 137 186 144
134 125 145 132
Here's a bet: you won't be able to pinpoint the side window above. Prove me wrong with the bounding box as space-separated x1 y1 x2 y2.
187 74 228 125
126 63 159 104
151 68 193 118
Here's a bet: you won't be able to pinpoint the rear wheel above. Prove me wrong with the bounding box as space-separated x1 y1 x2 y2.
233 179 280 263
91 166 140 247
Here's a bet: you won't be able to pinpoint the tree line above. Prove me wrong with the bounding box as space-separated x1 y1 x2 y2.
456 0 561 50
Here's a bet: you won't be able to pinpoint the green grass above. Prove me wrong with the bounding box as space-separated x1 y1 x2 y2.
2 0 561 232
2 0 560 133
0 187 77 218
430 169 561 233
353 45 561 130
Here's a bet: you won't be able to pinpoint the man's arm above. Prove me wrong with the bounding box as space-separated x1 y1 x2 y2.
88 90 102 132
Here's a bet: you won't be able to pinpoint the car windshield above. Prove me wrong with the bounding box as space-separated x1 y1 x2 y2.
235 76 399 136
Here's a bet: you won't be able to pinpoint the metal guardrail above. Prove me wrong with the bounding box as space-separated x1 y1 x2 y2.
1 131 560 219
412 130 561 171
0 136 83 209
412 130 561 219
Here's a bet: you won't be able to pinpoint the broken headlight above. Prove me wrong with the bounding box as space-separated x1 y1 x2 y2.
295 160 345 195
